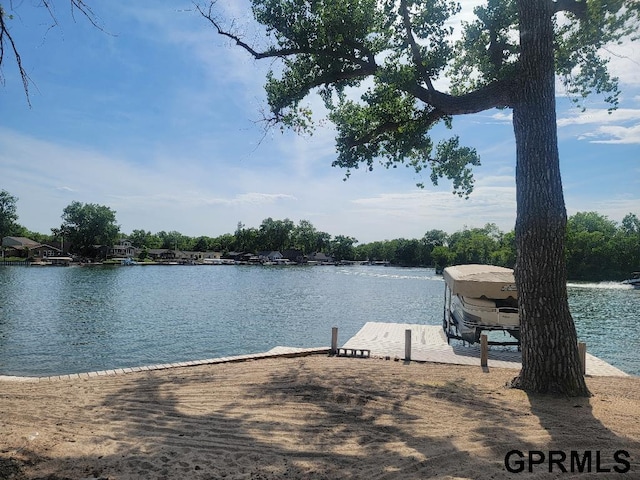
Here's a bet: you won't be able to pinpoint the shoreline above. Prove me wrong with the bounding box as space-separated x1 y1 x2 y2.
1 341 632 382
0 347 330 382
1 321 633 380
1 356 639 479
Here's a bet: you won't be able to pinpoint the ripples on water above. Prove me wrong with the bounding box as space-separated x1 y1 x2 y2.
566 281 639 377
0 265 637 376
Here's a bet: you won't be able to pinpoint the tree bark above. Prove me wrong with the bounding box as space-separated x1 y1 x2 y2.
511 1 589 396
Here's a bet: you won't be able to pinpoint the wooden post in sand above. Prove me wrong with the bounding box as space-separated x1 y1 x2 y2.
405 329 412 361
331 327 338 355
578 342 587 375
480 334 488 367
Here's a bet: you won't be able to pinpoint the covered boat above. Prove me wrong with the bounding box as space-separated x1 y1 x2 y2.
442 264 519 345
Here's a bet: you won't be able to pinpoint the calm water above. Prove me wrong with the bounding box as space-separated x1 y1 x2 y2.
0 265 637 376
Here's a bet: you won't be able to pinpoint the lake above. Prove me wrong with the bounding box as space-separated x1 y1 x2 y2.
0 264 638 377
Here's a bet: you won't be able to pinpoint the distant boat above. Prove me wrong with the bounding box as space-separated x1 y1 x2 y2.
622 272 640 288
121 258 138 266
203 258 235 265
272 258 294 265
203 258 223 265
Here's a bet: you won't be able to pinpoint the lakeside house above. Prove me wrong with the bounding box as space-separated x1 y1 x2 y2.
307 252 335 264
147 248 222 263
95 239 223 265
282 249 305 263
2 236 65 261
258 251 284 263
110 239 137 258
2 236 337 266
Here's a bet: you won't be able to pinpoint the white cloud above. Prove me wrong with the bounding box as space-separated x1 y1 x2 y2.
557 108 640 143
489 111 513 124
232 193 297 205
557 108 640 127
108 191 296 208
349 174 517 238
604 40 640 88
583 124 640 144
0 126 298 234
566 195 640 223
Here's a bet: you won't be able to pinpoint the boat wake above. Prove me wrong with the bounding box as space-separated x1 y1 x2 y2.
567 281 634 290
336 269 443 282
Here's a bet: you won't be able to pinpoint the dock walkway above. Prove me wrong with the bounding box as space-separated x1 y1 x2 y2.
0 322 628 381
340 322 628 377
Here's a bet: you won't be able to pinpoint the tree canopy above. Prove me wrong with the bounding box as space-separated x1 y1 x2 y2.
200 1 636 189
0 189 19 240
58 201 120 256
201 0 640 396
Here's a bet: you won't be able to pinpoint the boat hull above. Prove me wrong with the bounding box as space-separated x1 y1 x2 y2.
450 294 519 344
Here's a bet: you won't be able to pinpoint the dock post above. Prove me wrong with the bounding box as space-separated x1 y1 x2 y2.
578 342 586 375
480 334 488 368
404 329 412 361
331 327 338 355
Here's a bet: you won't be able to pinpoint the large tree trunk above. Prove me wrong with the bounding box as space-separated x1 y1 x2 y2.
510 1 589 396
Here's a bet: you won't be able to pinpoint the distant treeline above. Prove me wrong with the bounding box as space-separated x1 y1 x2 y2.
357 211 640 281
4 196 639 281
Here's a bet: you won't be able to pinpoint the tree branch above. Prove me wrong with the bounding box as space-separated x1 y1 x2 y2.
0 6 32 106
2 1 108 105
408 78 516 115
201 3 514 123
551 0 588 19
487 26 507 73
198 4 304 60
345 107 445 149
196 4 270 59
68 0 106 31
399 0 434 91
197 4 373 69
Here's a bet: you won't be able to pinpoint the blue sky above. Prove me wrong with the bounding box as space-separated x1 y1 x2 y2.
1 1 638 244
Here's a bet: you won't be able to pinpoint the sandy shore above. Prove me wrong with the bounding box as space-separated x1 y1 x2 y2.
1 355 639 479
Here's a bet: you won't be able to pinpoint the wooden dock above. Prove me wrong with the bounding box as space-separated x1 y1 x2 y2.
0 323 628 381
340 322 629 377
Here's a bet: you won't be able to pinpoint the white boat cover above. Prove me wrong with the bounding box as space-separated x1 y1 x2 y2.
443 264 517 299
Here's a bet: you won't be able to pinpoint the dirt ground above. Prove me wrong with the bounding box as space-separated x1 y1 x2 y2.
1 355 639 479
